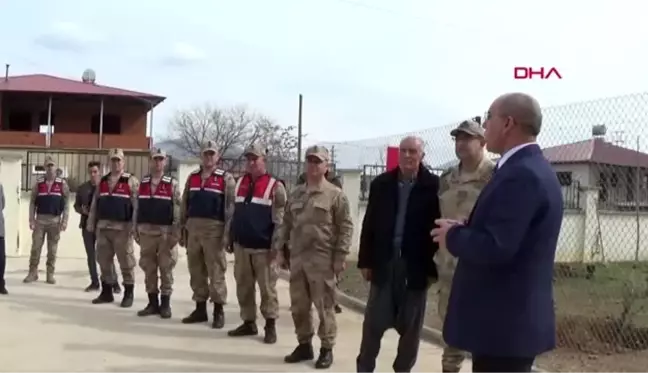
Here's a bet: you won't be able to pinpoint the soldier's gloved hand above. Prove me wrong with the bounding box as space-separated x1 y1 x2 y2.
277 253 289 271
60 222 67 232
29 221 36 231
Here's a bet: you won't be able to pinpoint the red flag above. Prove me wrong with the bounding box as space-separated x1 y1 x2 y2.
386 146 399 171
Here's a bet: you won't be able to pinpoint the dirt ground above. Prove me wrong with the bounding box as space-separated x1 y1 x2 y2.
337 261 648 372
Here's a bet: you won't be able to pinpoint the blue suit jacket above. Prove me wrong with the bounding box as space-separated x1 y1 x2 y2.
443 144 563 358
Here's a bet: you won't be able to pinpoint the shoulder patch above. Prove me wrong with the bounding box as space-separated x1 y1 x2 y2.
54 177 63 183
214 169 225 176
191 168 201 174
162 175 173 183
141 175 151 183
122 172 132 178
36 177 45 183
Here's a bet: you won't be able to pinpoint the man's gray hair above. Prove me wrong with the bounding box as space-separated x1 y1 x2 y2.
400 135 426 153
499 93 543 136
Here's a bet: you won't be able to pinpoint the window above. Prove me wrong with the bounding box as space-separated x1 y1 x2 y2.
91 114 122 134
556 171 573 186
38 111 56 126
7 111 32 131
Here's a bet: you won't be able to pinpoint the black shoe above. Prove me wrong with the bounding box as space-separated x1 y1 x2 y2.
112 283 121 294
334 304 342 314
159 294 172 319
315 348 333 369
227 321 258 337
85 283 100 292
120 284 134 308
263 319 277 344
92 282 115 304
137 293 160 316
181 301 208 324
284 343 314 363
211 303 225 329
0 286 7 295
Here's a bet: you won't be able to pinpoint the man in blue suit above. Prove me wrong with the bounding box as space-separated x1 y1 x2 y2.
431 93 563 372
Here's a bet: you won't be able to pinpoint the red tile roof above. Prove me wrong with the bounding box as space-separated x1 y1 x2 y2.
542 138 648 167
0 74 165 106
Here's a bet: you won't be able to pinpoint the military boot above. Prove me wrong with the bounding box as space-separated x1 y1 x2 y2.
181 301 208 324
227 321 258 337
211 303 225 329
120 284 134 308
46 271 56 285
315 348 334 369
92 282 115 304
159 294 172 319
137 293 160 316
284 343 314 363
263 318 277 344
23 269 39 283
112 283 121 294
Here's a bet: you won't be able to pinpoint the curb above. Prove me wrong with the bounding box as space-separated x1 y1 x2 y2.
278 270 546 373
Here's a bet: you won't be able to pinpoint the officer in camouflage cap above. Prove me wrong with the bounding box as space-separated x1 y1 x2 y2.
436 119 495 373
24 155 70 285
276 145 354 369
180 140 236 329
136 148 182 319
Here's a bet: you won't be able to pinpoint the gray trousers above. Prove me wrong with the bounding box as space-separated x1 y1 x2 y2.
356 270 427 372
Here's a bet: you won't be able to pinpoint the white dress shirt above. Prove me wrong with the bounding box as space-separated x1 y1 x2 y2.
496 142 537 169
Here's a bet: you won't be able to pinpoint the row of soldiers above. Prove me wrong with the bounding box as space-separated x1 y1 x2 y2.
23 142 353 370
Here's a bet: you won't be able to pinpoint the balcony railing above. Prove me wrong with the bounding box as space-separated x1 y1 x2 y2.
0 131 150 150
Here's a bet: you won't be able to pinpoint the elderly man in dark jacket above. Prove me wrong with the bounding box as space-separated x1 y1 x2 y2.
356 136 441 373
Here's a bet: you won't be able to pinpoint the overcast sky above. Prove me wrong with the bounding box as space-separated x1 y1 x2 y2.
2 0 648 165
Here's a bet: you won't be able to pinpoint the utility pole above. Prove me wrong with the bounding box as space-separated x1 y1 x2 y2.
297 94 303 165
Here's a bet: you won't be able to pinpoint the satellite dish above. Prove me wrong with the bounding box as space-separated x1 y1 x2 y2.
592 124 607 137
81 69 96 84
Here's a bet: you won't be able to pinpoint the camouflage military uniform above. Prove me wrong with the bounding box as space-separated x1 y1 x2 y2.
24 156 70 285
180 140 236 329
277 145 354 369
227 143 288 343
436 156 494 372
136 148 182 319
87 148 139 308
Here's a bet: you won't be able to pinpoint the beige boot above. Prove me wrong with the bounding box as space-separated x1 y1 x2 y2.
46 272 56 284
23 269 39 283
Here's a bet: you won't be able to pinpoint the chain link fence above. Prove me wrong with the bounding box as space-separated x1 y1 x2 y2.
328 92 648 372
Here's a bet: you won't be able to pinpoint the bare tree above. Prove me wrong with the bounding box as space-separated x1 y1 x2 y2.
167 103 298 159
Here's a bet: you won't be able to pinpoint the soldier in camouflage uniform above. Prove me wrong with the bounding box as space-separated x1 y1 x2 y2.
136 148 182 319
297 170 344 314
87 148 140 308
226 144 287 344
24 156 70 285
276 145 354 370
436 120 495 373
180 140 236 329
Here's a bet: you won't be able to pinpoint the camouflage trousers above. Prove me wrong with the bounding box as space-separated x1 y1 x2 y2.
186 228 227 304
233 244 279 321
28 221 61 274
96 228 136 285
438 284 467 373
138 232 178 296
290 265 337 349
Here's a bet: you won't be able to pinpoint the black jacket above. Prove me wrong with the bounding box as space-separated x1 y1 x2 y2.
358 165 441 290
74 181 96 229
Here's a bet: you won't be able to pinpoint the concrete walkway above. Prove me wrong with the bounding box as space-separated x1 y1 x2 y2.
0 257 470 372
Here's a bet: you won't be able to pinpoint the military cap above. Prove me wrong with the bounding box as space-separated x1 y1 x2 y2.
108 148 125 160
43 155 56 166
150 147 167 159
201 140 218 154
244 143 267 157
450 119 484 138
305 145 330 162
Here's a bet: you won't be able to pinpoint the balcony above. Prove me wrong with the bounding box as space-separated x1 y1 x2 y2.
0 131 151 150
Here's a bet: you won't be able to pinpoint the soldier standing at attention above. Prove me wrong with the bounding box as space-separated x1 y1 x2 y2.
24 156 70 285
226 144 287 344
87 148 139 308
436 119 495 373
136 148 181 319
180 140 236 329
276 145 354 369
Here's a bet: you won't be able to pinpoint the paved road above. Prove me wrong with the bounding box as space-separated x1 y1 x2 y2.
0 257 470 372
